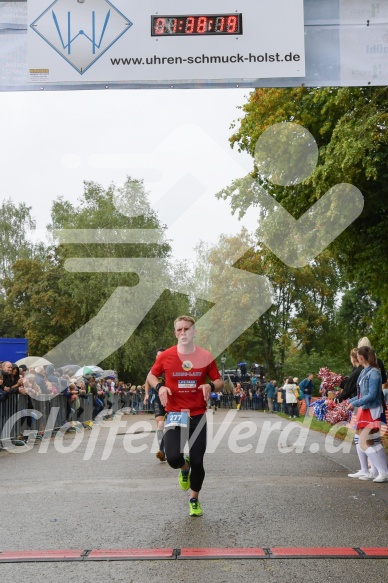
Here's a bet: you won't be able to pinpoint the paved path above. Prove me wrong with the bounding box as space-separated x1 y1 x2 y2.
0 409 387 582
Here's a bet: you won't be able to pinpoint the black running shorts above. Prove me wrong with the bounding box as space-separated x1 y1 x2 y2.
153 396 166 418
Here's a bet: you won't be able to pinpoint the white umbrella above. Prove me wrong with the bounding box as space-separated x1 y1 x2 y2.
74 365 102 377
85 365 104 373
16 356 52 367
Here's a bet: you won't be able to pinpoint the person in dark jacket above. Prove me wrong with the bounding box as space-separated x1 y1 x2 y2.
1 361 24 394
299 373 314 416
0 372 6 403
44 364 60 391
337 348 363 403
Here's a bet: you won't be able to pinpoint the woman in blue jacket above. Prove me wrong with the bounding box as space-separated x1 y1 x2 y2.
347 346 388 483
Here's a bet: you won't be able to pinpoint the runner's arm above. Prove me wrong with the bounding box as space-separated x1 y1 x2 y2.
146 372 171 407
144 379 150 403
198 378 224 403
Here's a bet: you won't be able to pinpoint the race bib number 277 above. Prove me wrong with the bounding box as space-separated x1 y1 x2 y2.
165 412 189 428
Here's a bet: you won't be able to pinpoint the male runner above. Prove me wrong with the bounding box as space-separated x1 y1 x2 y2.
147 315 223 517
144 347 166 462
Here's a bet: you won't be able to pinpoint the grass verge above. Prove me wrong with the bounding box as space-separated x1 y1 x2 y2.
276 411 353 442
276 411 388 450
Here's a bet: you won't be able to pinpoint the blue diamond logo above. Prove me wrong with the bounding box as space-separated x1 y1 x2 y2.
30 0 133 75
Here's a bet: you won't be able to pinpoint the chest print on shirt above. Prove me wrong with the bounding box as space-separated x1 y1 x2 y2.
182 360 193 371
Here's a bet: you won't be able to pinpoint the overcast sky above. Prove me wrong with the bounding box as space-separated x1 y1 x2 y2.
0 88 259 261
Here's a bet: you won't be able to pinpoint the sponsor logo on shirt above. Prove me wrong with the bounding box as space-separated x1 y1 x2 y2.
178 380 197 390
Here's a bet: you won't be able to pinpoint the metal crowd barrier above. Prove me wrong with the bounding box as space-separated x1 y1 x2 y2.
71 394 94 424
1 391 325 449
215 395 271 410
0 392 121 448
0 394 69 447
119 392 154 414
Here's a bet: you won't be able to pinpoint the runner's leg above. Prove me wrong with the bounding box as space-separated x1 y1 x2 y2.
153 397 166 461
188 414 207 496
163 426 185 469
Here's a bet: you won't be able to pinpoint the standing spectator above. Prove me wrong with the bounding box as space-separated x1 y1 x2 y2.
336 348 363 403
45 364 60 392
293 377 302 413
19 364 27 378
358 337 387 422
240 387 248 410
276 384 283 413
265 379 276 413
240 363 247 381
281 379 288 415
253 387 260 410
2 361 25 394
284 377 299 418
34 366 50 395
347 346 388 482
234 382 242 410
209 388 218 414
257 384 266 411
299 374 314 416
0 372 6 405
272 381 279 411
358 337 387 384
88 375 104 421
10 364 21 388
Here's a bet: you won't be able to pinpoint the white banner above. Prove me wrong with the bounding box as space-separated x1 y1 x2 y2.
28 0 305 83
340 1 388 84
339 0 388 22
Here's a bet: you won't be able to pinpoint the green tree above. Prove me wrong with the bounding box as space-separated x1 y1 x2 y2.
192 230 342 377
0 199 45 287
218 86 388 360
47 177 189 381
336 283 378 350
1 178 192 381
2 256 79 354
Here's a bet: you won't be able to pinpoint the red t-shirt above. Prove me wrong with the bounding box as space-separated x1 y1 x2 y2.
150 345 220 416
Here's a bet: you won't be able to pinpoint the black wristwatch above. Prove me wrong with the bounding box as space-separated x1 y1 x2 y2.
209 381 215 392
155 382 164 393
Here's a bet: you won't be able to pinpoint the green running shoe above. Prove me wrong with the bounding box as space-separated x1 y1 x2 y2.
179 457 190 491
189 498 203 517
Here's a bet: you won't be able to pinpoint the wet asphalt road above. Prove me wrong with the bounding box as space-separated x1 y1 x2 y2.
0 409 387 582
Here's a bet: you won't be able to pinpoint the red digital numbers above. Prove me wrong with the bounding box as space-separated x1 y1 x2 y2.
215 17 225 33
185 16 195 34
152 14 242 36
197 16 207 33
154 17 165 35
227 16 237 33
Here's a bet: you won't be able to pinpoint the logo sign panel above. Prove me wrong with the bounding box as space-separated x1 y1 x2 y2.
30 0 133 76
28 0 305 83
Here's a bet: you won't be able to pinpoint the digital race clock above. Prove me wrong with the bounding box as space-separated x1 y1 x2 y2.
151 14 243 36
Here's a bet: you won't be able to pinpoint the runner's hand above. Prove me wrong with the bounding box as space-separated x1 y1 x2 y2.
158 386 172 407
199 383 211 403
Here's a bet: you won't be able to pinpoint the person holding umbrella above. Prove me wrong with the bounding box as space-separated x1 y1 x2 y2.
238 362 247 381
